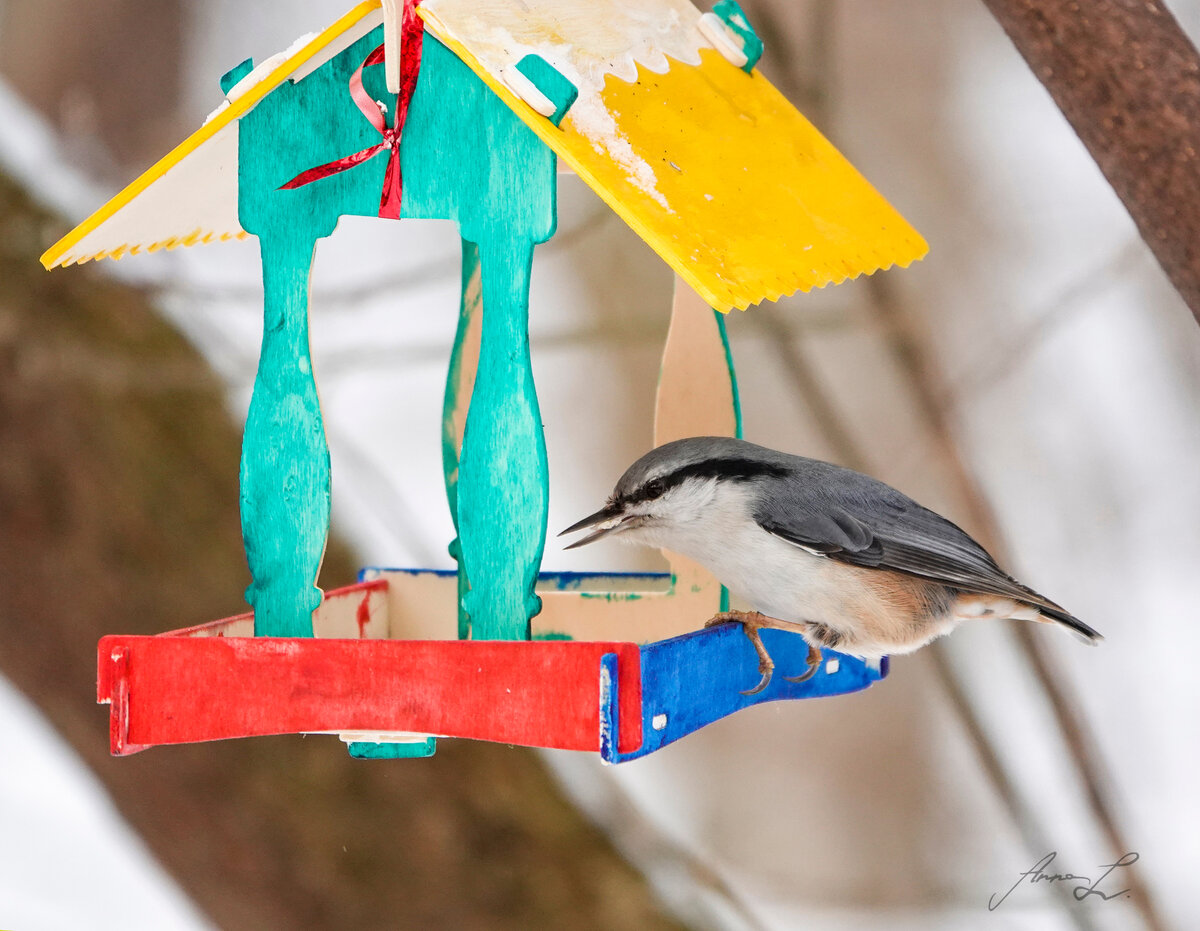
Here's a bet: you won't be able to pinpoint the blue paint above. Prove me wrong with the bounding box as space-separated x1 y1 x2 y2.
358 566 671 589
600 624 887 763
515 54 578 127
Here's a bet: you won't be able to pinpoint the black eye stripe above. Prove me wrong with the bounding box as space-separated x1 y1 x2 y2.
621 457 788 506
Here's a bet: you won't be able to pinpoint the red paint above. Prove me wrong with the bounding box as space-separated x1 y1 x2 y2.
166 580 388 639
279 0 425 219
97 636 644 757
356 590 371 639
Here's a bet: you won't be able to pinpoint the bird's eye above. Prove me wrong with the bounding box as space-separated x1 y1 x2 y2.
645 479 666 499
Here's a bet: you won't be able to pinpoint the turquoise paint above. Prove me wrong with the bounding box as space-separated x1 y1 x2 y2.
235 30 554 649
715 309 742 613
457 236 548 639
442 239 481 640
515 54 578 127
580 591 645 602
532 631 574 641
220 58 255 95
239 232 330 638
713 0 764 73
348 738 437 759
237 26 399 638
715 310 743 441
403 36 556 642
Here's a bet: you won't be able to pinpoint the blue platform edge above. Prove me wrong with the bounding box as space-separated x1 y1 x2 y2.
600 624 888 764
356 567 887 763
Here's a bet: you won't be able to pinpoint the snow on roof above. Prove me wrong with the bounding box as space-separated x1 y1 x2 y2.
42 0 926 311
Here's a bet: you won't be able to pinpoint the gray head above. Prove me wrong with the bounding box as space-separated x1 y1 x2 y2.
559 436 791 549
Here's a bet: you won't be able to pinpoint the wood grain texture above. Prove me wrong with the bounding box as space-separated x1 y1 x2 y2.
237 26 398 637
981 0 1200 324
98 635 644 754
535 277 741 642
419 1 927 309
238 231 329 637
3 169 685 931
441 240 482 640
39 3 386 269
651 277 739 615
403 34 557 641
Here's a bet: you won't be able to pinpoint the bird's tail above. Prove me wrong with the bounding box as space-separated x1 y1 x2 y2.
1001 576 1103 643
1034 602 1104 644
960 578 1103 644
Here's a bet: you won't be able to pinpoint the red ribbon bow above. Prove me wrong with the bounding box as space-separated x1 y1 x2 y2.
279 0 424 220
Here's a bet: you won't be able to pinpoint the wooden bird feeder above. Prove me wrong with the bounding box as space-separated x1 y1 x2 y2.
43 0 924 761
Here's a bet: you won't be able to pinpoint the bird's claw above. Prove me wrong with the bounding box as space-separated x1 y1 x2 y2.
705 611 822 694
782 643 822 684
740 660 774 696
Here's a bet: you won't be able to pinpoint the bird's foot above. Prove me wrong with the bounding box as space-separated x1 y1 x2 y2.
783 642 823 684
704 611 815 695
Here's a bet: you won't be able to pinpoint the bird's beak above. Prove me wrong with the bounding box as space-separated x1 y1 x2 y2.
558 504 641 550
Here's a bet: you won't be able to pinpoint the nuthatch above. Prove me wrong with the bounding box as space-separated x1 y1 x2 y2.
561 437 1101 694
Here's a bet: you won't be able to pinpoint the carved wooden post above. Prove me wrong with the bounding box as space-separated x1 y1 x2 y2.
240 229 330 637
442 239 483 640
457 236 547 640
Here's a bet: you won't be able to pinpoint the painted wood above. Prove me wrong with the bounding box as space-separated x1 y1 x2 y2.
599 625 887 763
238 230 329 637
419 0 928 310
168 579 390 641
220 58 255 95
513 54 578 126
236 24 405 637
381 0 402 93
711 0 763 73
96 611 884 760
456 235 547 639
40 3 385 270
402 33 556 641
441 240 482 641
535 276 739 642
97 635 645 756
698 13 749 70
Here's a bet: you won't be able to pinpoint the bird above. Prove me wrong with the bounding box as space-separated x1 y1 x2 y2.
560 436 1101 695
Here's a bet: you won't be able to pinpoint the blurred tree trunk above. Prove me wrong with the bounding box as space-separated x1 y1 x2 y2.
981 0 1200 325
0 171 683 931
0 0 184 169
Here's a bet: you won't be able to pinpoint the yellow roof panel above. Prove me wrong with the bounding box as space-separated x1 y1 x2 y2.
40 1 384 270
419 0 927 310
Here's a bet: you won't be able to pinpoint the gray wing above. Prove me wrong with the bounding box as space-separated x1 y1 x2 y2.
752 463 1071 618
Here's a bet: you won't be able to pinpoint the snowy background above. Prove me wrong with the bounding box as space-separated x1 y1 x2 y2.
2 1 1198 929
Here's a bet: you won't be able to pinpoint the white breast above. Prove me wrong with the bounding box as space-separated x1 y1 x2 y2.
633 481 852 626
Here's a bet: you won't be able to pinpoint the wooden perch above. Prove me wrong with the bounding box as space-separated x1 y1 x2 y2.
981 0 1200 326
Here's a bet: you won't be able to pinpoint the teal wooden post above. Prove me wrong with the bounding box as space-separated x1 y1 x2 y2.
402 34 555 642
241 229 329 637
442 239 481 640
456 235 546 640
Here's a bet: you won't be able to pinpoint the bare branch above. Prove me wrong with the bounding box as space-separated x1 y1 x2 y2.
980 0 1200 326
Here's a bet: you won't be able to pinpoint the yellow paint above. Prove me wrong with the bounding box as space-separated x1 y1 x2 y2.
39 0 384 270
423 12 927 311
47 0 926 309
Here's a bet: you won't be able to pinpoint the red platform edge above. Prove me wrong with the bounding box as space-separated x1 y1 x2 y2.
97 633 644 757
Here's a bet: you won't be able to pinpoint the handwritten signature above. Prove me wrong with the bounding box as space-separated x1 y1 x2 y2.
989 851 1138 910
